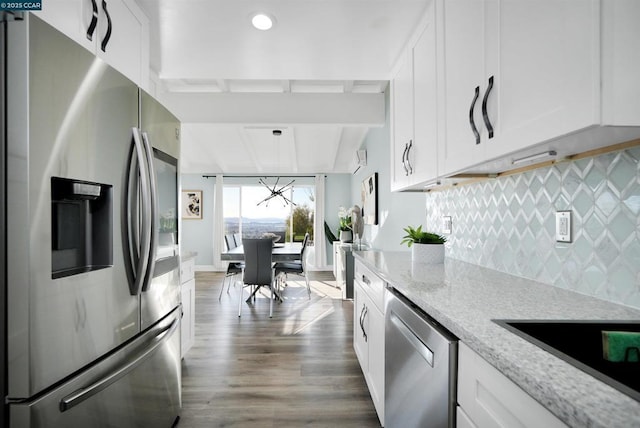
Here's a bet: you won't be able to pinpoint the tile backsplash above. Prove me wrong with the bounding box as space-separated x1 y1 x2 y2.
426 146 640 310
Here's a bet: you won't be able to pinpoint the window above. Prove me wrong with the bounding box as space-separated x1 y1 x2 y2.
223 182 315 243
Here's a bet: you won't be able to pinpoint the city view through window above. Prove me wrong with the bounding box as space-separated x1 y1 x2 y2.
223 184 315 246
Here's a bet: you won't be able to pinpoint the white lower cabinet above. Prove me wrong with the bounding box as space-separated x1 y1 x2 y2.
457 342 567 428
180 257 196 357
353 261 385 425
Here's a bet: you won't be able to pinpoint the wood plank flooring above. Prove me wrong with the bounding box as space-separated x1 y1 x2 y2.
178 271 381 428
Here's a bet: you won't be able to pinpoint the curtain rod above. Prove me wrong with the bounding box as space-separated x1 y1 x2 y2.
202 174 325 179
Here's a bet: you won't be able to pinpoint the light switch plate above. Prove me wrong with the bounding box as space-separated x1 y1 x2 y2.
443 216 452 234
555 211 572 243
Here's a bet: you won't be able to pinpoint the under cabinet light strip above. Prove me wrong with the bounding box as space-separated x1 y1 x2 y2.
512 150 557 165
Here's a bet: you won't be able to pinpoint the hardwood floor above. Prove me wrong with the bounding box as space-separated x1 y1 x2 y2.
178 271 381 428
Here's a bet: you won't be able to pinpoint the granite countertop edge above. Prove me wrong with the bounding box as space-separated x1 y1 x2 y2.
353 250 640 428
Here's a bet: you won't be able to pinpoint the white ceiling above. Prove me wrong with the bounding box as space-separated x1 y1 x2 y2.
135 0 431 174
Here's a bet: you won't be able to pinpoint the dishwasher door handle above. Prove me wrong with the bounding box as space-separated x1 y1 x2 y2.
390 311 434 367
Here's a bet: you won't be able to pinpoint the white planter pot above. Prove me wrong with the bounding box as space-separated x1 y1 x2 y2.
411 243 444 264
339 230 353 243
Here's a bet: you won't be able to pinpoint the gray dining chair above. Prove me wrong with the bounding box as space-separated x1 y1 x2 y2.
239 238 277 317
220 234 243 300
274 232 310 299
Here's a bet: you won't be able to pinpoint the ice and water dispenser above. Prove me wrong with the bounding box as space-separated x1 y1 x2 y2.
51 177 113 279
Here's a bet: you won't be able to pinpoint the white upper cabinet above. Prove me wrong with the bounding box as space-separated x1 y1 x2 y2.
390 50 414 191
438 0 487 176
34 0 149 89
390 3 439 192
410 16 439 187
483 0 599 164
440 0 599 176
391 0 640 188
439 0 640 176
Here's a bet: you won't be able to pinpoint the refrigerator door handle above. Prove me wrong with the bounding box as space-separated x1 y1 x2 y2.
124 127 152 295
141 132 158 292
58 315 180 412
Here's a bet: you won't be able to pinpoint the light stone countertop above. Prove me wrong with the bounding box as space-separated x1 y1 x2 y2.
353 250 640 428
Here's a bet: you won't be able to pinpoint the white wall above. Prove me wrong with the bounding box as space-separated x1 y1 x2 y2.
351 89 426 251
180 174 215 266
325 174 353 264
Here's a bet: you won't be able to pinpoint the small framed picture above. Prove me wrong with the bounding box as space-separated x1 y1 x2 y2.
182 190 202 219
362 172 378 225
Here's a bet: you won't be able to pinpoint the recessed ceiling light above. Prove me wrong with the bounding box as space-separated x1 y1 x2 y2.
251 13 274 31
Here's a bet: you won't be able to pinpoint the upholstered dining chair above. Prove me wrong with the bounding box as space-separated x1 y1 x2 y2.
239 238 277 317
219 233 243 300
274 232 310 299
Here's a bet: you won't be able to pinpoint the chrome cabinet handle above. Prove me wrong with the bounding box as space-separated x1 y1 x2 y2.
406 140 414 175
402 142 409 176
60 315 180 412
100 0 112 52
362 306 368 342
86 0 99 41
141 133 157 291
469 86 481 145
361 274 371 285
359 304 366 339
482 76 494 139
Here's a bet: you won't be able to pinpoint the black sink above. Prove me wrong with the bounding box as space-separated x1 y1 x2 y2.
493 320 640 402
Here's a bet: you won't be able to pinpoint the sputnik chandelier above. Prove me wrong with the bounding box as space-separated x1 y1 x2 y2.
256 130 296 207
257 176 296 206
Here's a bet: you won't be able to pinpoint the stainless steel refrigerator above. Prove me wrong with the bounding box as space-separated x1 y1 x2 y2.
2 13 182 427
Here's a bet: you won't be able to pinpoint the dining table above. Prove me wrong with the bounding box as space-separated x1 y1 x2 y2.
221 241 303 303
220 241 303 262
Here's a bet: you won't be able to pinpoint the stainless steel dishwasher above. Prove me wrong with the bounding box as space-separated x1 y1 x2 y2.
385 288 458 428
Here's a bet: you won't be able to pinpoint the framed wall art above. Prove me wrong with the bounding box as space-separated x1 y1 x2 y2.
182 190 202 219
361 172 378 225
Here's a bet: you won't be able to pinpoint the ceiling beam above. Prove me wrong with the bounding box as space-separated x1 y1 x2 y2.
343 80 354 93
329 127 345 172
216 79 229 92
236 127 264 174
290 127 299 173
158 92 385 126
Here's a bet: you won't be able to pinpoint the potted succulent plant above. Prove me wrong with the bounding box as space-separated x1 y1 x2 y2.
401 225 447 264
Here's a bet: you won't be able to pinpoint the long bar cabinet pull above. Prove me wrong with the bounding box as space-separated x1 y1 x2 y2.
402 143 409 176
100 0 113 52
469 86 481 145
86 0 99 41
406 140 414 175
482 76 494 138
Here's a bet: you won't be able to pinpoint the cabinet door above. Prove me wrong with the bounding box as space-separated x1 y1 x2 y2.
353 283 369 373
367 305 385 425
485 0 598 161
409 11 439 186
97 0 147 87
180 278 195 357
458 343 568 428
34 0 95 53
439 0 487 176
390 50 413 191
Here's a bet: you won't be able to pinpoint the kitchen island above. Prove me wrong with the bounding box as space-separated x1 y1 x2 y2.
354 251 640 428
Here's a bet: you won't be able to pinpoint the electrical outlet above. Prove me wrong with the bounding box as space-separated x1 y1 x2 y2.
443 216 452 234
555 211 572 243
